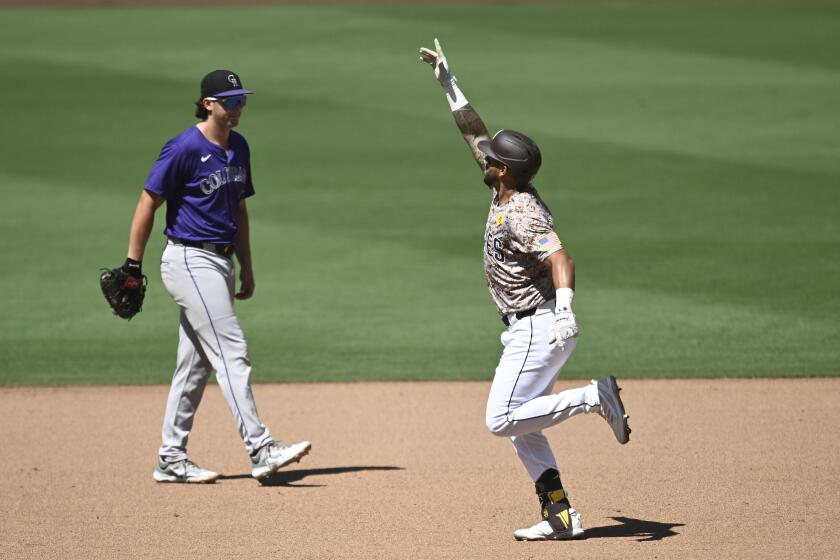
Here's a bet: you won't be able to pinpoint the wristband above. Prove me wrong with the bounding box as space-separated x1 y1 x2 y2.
123 258 143 278
555 288 574 313
443 76 469 112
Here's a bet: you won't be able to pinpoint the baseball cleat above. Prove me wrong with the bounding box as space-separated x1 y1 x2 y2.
593 375 631 444
514 507 585 541
153 457 220 483
251 440 312 480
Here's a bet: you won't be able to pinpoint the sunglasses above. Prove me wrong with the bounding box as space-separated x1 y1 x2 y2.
207 95 247 109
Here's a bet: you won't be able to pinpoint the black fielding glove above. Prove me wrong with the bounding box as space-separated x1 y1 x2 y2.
100 259 147 320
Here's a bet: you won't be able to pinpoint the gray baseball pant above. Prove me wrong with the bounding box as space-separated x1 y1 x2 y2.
157 241 272 461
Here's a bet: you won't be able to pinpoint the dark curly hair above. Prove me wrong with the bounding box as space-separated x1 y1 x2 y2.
195 100 209 120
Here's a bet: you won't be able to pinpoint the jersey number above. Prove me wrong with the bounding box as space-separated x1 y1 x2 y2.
484 231 505 263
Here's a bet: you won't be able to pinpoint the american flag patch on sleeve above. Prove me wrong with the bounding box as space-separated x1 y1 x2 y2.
535 231 562 253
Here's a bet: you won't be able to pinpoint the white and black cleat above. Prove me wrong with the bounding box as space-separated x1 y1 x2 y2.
251 440 312 480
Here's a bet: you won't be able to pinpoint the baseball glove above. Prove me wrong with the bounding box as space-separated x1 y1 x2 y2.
99 265 147 320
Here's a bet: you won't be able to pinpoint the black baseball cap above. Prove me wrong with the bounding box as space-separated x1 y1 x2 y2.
199 69 254 100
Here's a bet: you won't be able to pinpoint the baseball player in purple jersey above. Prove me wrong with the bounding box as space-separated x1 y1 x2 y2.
420 40 631 540
121 69 310 483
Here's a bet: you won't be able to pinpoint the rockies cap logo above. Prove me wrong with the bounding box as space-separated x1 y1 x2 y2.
199 69 252 101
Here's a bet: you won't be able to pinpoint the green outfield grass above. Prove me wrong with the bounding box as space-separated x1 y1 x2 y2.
1 3 838 384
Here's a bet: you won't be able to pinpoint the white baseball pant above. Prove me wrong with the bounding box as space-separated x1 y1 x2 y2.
485 300 600 481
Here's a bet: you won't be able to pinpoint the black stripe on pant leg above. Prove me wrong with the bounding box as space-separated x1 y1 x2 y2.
506 316 534 422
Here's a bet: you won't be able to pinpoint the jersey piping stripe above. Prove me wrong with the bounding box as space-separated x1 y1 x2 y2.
182 246 248 439
505 315 534 422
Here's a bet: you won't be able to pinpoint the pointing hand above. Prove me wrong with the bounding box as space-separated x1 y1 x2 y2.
419 38 453 84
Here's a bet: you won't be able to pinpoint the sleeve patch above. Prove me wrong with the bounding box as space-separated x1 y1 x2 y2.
535 231 563 253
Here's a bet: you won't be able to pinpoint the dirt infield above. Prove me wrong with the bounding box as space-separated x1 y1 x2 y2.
1 379 838 559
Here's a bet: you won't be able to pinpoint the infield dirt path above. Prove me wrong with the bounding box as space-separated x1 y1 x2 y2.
1 379 838 559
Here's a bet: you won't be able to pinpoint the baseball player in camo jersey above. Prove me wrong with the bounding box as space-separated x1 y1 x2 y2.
122 69 310 483
420 40 631 540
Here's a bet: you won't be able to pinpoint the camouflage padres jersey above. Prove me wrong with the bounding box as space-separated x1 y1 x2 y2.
483 186 563 315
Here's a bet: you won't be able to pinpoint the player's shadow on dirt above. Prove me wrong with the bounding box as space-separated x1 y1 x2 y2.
585 516 684 542
218 466 404 487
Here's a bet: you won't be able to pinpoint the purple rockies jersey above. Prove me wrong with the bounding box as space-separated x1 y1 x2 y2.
144 126 255 243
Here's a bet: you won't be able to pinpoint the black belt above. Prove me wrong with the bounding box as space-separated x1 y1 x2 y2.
169 237 235 257
501 306 537 327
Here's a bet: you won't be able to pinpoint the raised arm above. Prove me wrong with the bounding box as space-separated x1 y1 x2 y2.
420 38 491 172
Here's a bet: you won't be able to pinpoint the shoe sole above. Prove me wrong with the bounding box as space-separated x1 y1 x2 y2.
596 375 631 444
152 469 220 483
514 527 585 541
252 442 312 480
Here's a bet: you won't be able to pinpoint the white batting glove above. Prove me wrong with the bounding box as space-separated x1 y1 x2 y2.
548 311 579 351
548 288 579 350
419 38 453 85
419 38 469 111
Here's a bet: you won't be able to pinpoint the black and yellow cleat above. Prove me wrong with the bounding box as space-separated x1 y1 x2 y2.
521 469 584 538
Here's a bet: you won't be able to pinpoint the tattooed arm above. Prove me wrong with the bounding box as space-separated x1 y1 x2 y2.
420 38 491 172
453 104 491 171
